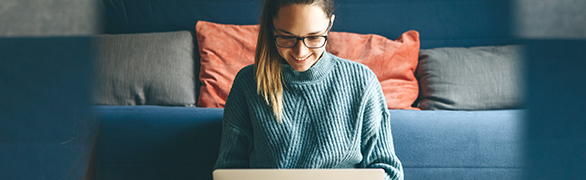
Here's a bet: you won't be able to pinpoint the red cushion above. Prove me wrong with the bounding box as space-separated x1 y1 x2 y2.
327 31 420 110
196 20 420 109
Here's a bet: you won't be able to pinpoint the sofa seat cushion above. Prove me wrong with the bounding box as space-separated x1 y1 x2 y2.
392 109 526 180
91 106 525 180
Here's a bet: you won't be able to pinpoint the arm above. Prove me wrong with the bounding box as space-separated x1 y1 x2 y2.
214 71 254 169
360 79 404 180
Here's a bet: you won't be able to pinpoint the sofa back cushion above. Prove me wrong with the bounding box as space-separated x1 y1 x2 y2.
102 0 516 49
102 0 518 107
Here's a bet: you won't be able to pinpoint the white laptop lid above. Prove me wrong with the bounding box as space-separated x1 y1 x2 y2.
213 168 386 180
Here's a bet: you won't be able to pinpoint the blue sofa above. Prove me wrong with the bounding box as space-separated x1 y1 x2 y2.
1 0 528 180
91 0 525 179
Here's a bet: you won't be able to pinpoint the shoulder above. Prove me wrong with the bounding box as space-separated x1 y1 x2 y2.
236 64 255 77
233 65 255 82
231 64 256 89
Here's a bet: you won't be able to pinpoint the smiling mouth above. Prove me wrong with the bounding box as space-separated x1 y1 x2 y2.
291 54 312 62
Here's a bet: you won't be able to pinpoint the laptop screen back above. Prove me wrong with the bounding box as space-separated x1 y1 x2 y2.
213 169 386 180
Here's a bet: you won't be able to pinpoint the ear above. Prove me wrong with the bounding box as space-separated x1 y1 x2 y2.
330 14 336 24
328 15 335 31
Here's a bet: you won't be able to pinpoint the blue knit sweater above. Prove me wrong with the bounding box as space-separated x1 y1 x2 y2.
214 52 404 180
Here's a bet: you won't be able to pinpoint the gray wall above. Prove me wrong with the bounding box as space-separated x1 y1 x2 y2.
515 0 586 39
0 0 102 37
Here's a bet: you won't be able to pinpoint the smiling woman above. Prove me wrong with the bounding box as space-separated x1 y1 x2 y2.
271 4 333 72
214 0 404 179
253 0 337 120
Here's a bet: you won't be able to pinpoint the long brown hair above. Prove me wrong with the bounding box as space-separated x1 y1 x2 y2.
254 0 335 121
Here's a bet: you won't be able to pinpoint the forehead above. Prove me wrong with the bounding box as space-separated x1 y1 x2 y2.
272 4 330 36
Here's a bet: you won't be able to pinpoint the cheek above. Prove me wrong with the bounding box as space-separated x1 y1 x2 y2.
276 47 290 59
311 48 325 58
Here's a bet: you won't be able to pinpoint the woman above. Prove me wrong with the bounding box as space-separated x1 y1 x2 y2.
214 0 404 179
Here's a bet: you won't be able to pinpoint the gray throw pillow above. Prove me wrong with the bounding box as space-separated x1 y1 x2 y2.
92 31 196 106
416 45 524 110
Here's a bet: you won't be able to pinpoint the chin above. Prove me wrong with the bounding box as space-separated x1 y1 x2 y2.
293 61 314 72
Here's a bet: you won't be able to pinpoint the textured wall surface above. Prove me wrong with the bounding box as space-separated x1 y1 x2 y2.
2 0 584 38
515 0 586 39
0 0 102 36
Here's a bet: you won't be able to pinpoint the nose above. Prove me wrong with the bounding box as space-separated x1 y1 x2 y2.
291 39 308 57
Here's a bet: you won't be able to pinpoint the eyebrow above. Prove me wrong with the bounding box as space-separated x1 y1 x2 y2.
274 28 326 36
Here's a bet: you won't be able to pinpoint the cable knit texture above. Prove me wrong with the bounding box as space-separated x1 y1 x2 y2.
214 52 404 180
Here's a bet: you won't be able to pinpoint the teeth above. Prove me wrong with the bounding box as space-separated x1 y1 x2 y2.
294 55 309 61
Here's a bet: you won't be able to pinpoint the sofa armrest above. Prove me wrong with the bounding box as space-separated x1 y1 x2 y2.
92 106 223 180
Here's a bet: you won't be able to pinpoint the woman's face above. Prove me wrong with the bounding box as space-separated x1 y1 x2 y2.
272 4 333 72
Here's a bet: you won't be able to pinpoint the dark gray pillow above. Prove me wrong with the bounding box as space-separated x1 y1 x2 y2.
416 45 524 110
92 31 196 106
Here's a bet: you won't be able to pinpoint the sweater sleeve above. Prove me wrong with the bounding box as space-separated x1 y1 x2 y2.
360 77 404 180
214 68 254 169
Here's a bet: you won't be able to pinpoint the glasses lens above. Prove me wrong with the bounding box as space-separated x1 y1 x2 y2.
304 36 326 48
276 37 297 48
275 36 326 48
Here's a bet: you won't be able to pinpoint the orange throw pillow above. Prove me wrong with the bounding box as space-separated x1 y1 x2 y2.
327 31 420 110
196 21 420 109
196 21 259 108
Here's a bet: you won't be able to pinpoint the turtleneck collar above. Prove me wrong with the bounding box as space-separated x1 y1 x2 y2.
282 51 335 84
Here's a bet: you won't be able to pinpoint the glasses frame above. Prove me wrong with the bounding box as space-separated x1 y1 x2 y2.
273 20 332 49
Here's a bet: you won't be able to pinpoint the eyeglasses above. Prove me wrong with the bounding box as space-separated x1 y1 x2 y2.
273 21 331 49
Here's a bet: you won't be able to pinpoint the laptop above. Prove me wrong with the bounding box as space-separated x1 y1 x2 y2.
213 168 386 180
